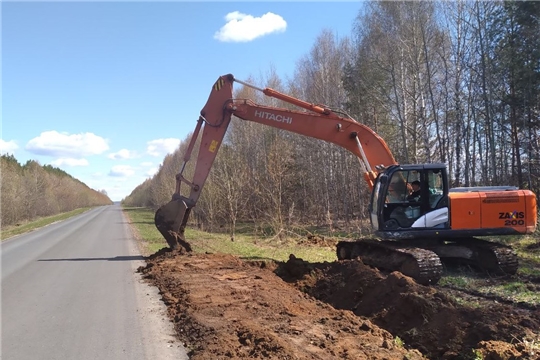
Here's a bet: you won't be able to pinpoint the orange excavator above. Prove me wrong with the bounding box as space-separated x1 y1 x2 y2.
154 74 538 284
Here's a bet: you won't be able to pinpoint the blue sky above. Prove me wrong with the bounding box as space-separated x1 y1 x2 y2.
2 1 363 201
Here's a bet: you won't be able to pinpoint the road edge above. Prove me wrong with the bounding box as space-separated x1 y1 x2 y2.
121 207 189 360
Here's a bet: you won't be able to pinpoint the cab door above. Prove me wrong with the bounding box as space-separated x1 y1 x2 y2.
369 174 385 231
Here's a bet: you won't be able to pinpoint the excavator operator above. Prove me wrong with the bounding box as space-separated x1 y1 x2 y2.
407 181 421 201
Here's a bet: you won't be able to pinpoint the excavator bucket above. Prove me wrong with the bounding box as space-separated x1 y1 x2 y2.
154 199 193 252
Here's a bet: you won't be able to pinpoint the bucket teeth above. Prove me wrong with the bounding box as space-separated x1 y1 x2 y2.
154 203 193 252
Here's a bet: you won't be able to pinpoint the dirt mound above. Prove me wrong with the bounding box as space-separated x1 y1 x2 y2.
138 249 540 359
138 250 425 360
297 234 337 248
277 255 540 359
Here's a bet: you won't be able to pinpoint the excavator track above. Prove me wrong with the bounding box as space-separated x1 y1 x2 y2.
424 237 519 275
337 237 518 286
336 239 443 285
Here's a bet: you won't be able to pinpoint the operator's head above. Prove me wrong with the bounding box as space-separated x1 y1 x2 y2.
411 180 420 190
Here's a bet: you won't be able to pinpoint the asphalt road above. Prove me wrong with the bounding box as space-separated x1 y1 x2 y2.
1 205 188 360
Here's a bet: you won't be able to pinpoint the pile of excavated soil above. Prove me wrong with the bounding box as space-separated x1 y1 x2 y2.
138 249 540 360
138 249 425 360
278 255 540 359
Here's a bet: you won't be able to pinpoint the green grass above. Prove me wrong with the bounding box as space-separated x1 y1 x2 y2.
513 237 540 277
122 207 170 254
1 208 92 240
518 260 540 277
437 235 540 308
438 274 475 288
189 229 336 262
471 349 484 360
122 206 337 262
439 276 540 309
477 281 540 304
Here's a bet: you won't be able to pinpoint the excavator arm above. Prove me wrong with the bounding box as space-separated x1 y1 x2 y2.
154 74 397 251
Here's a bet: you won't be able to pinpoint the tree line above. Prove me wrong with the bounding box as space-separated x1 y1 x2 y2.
123 1 539 238
1 154 113 227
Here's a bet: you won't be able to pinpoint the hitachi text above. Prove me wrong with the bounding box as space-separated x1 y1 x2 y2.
254 110 293 124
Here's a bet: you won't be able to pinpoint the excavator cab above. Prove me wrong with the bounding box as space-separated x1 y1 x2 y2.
371 163 537 241
370 164 450 236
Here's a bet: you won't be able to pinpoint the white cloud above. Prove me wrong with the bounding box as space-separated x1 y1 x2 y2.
214 11 287 42
147 138 180 157
26 131 109 158
137 161 158 177
0 139 19 155
50 158 89 167
108 149 138 160
146 167 159 177
108 165 136 177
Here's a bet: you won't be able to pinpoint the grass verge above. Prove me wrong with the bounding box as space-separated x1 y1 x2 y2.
1 208 92 240
122 206 336 262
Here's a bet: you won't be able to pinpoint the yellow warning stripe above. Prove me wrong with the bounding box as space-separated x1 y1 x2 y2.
213 77 224 91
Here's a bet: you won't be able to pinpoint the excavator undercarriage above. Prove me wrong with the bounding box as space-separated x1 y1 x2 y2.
336 237 519 285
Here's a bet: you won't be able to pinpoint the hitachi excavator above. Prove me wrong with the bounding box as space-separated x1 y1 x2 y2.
154 74 538 285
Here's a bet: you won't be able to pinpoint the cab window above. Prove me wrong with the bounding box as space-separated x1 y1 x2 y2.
386 170 420 203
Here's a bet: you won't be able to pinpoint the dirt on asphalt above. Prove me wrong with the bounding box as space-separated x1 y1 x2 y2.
138 247 540 360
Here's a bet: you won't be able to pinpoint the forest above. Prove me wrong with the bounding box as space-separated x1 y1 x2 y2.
125 1 539 236
1 154 113 227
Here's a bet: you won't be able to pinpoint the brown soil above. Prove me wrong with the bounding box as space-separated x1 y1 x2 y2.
138 248 540 360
